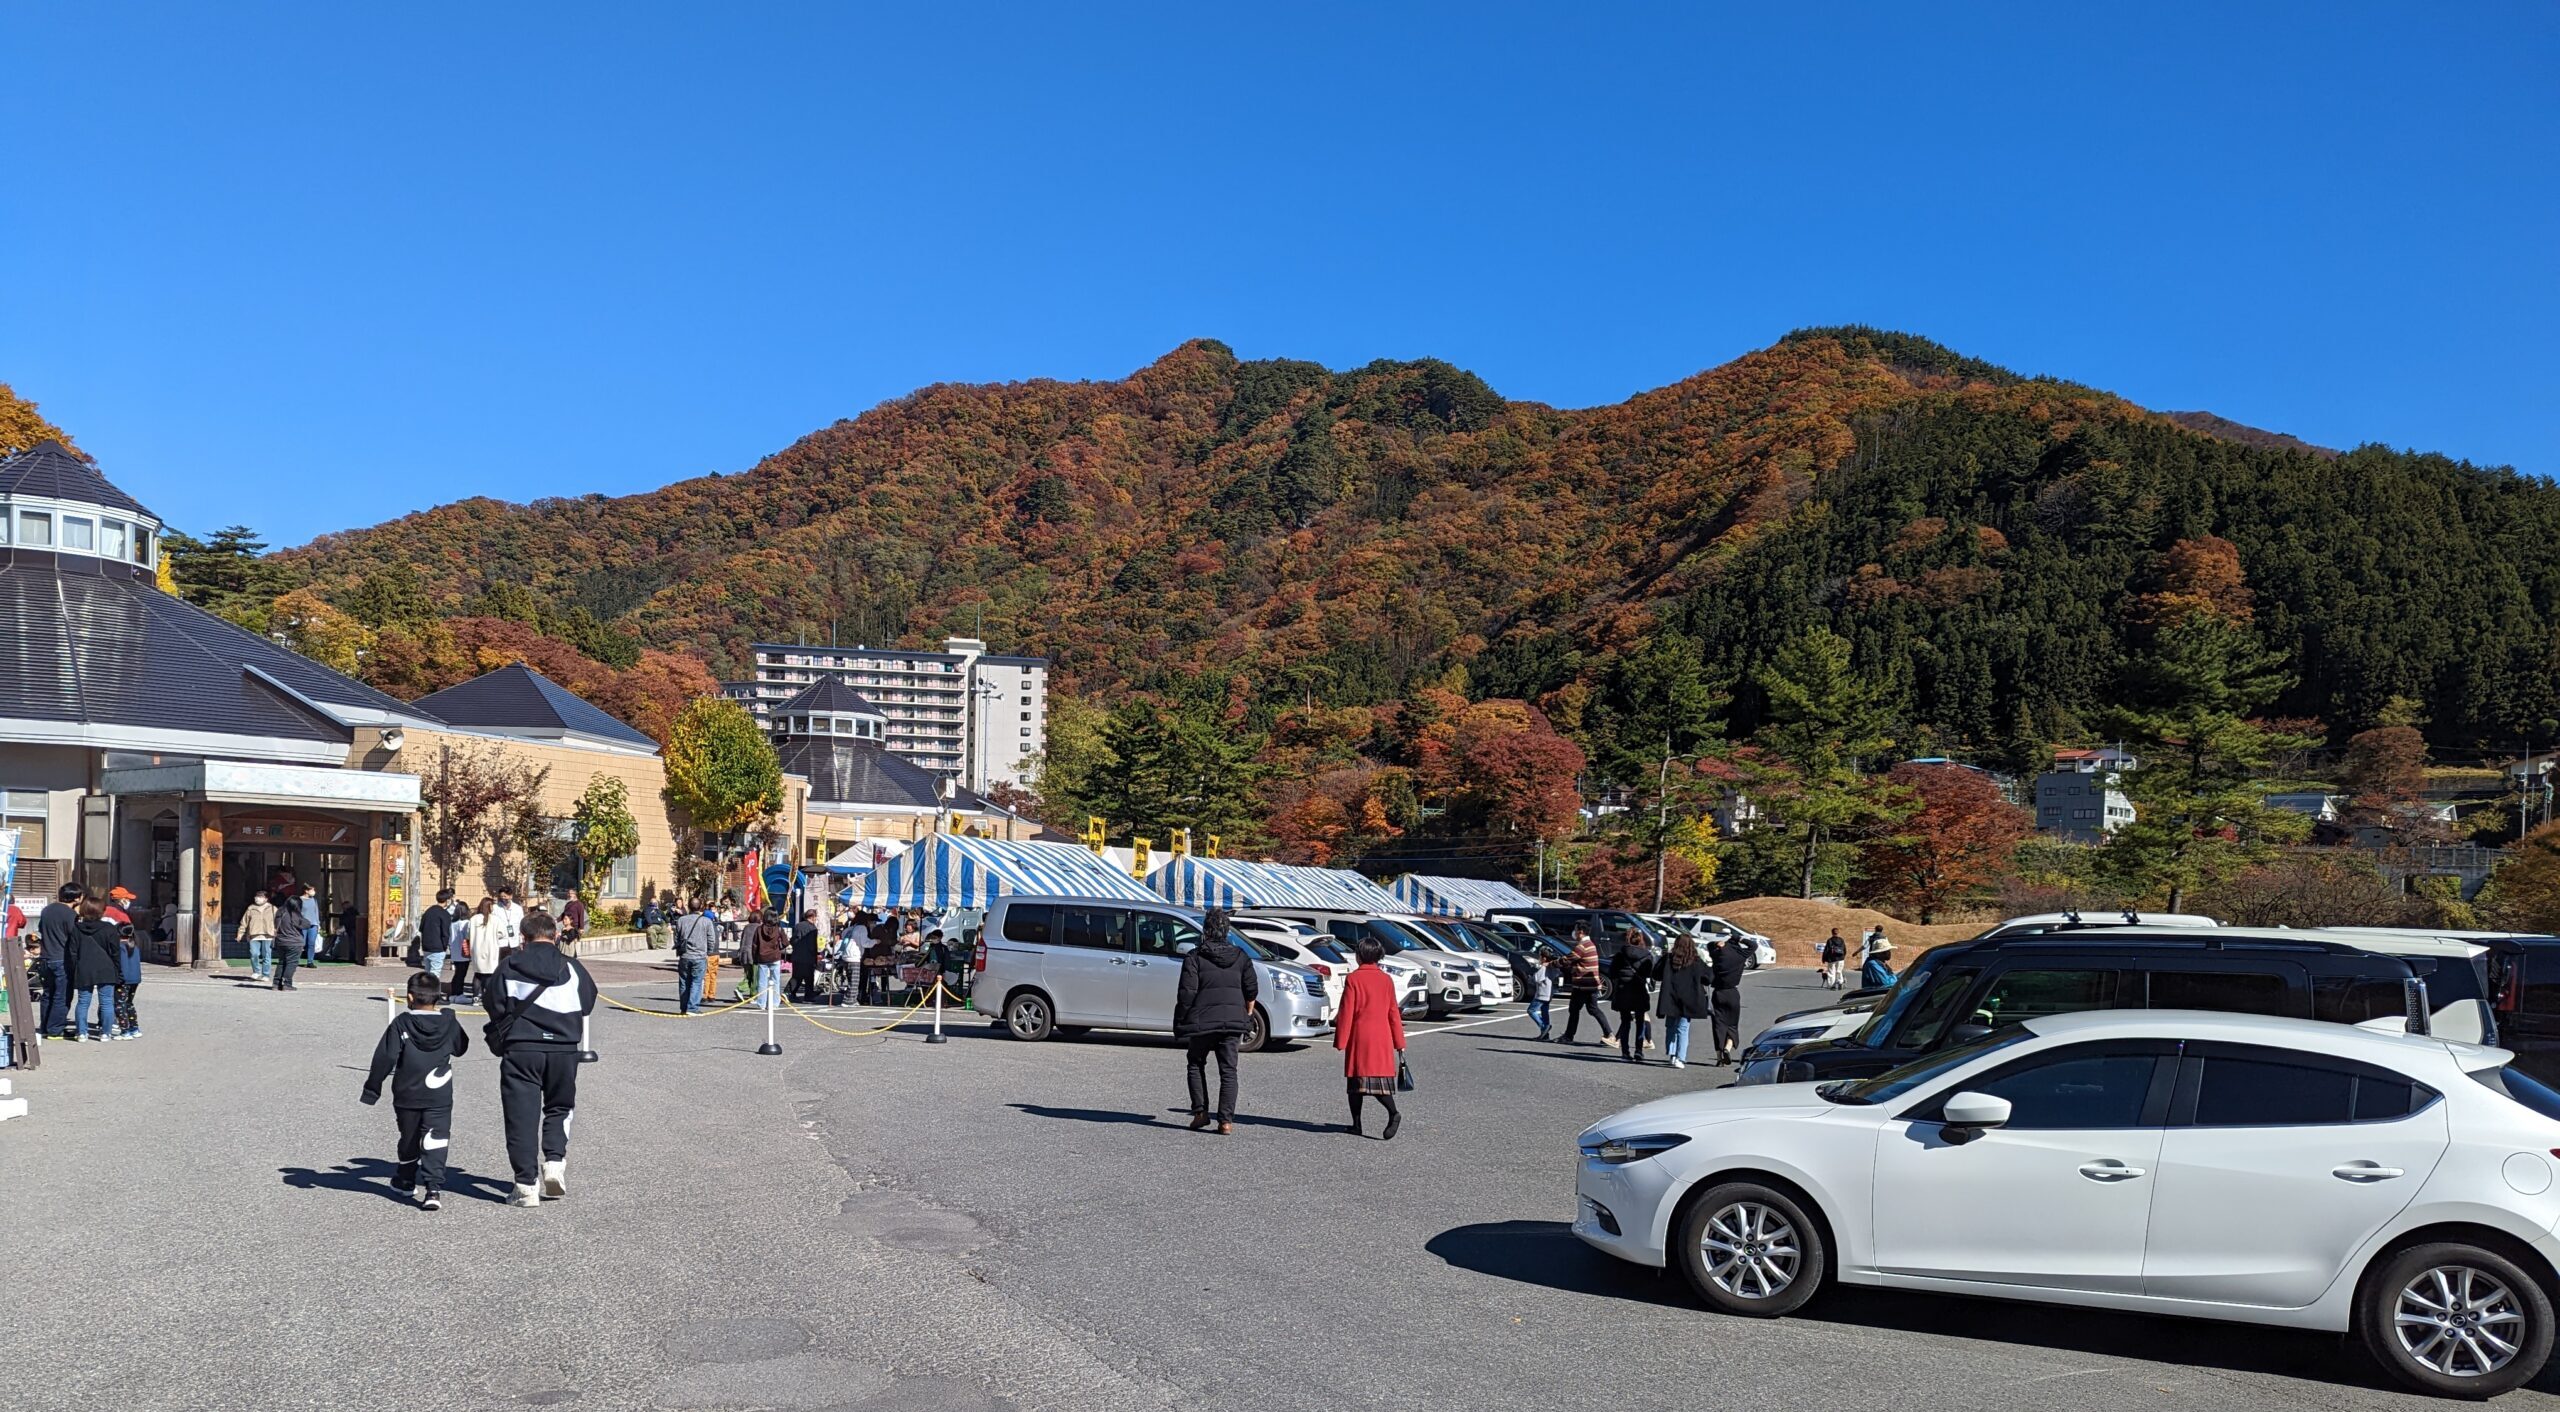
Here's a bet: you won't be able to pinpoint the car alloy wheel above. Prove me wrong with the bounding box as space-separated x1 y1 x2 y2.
2397 1264 2528 1378
1701 1201 1801 1300
2360 1241 2554 1398
1005 993 1053 1041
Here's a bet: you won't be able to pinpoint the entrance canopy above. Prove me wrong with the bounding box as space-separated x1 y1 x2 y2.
101 760 420 812
1389 874 1544 918
858 835 1157 912
1146 856 1364 910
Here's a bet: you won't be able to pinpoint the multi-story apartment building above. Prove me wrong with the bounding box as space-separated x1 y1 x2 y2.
2034 746 2139 843
723 636 1047 793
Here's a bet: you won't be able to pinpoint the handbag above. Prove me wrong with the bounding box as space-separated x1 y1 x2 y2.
1396 1055 1415 1092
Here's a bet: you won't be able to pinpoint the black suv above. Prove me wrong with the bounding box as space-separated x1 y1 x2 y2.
1736 932 2476 1087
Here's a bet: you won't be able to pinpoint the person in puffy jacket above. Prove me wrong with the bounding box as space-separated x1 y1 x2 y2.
239 890 280 983
1173 908 1258 1134
363 971 471 1210
1557 927 1614 1046
114 923 144 1038
483 913 600 1207
65 900 125 1040
1654 936 1712 1070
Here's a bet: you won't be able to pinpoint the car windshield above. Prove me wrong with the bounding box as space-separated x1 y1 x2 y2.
1419 922 1482 951
1850 954 1954 1047
1819 1026 2034 1106
2471 1065 2560 1124
1223 933 1272 961
1371 919 1442 951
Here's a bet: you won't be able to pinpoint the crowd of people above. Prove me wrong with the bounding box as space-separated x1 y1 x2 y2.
1532 923 1762 1068
654 895 960 1014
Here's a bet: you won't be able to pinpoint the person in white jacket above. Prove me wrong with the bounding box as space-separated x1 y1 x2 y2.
465 897 506 1003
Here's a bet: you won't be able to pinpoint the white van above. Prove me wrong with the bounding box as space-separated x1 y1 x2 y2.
975 895 1331 1051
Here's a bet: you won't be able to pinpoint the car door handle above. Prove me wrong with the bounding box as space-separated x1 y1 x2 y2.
2078 1160 2147 1182
1108 958 1127 966
2333 1162 2405 1182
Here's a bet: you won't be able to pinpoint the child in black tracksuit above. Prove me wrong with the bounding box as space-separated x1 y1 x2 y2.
363 972 471 1210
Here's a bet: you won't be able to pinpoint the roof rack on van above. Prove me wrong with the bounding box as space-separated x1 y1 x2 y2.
1949 931 2383 957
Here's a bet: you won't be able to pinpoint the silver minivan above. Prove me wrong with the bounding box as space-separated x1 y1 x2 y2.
976 895 1331 1051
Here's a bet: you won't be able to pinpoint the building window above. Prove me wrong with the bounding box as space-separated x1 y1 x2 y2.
61 516 93 551
603 853 639 899
132 527 152 564
1021 726 1032 736
99 520 127 559
19 510 50 546
3 790 48 858
1021 711 1032 721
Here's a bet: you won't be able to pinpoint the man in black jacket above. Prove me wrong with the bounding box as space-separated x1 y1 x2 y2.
35 884 81 1039
418 888 455 998
1173 909 1258 1134
1706 933 1750 1065
483 912 599 1207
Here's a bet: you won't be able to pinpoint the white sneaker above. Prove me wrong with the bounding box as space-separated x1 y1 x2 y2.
1670 1057 1685 1069
540 1159 567 1200
510 1184 542 1207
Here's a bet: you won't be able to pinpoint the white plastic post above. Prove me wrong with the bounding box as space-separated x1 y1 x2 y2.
577 1014 598 1064
385 987 397 1027
926 981 948 1044
757 972 782 1056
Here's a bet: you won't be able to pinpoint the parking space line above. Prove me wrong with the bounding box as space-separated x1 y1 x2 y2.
1404 1012 1531 1037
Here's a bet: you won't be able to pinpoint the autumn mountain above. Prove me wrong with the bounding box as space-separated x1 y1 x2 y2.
270 329 2560 766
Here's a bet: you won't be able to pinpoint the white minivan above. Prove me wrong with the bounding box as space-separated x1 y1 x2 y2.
975 895 1331 1052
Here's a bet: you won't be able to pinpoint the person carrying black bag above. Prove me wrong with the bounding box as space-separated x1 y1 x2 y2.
1173 907 1257 1134
484 912 599 1207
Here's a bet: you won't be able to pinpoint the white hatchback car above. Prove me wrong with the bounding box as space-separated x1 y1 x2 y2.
1575 1009 2560 1398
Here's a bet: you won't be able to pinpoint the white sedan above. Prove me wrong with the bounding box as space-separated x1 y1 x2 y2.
1574 1009 2560 1399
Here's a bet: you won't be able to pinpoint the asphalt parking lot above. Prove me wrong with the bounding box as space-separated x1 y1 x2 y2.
7 966 2558 1412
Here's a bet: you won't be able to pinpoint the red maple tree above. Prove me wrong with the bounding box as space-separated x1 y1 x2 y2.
1855 762 2031 923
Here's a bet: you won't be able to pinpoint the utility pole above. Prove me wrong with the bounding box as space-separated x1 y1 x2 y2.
1653 731 1673 912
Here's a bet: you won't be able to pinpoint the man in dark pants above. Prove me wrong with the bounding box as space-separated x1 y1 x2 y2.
36 884 82 1037
1172 909 1258 1134
670 898 716 1015
482 912 599 1207
418 888 455 997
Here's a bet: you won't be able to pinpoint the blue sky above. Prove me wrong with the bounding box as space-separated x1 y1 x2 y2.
4 3 2553 545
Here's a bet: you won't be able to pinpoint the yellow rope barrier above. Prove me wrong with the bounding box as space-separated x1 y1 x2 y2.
779 985 946 1037
598 992 755 1018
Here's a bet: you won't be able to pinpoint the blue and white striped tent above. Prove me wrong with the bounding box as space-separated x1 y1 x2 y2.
1145 856 1343 909
1389 874 1545 918
858 835 1159 912
1256 862 1402 911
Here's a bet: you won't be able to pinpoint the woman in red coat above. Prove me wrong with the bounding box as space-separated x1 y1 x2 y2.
1334 935 1409 1139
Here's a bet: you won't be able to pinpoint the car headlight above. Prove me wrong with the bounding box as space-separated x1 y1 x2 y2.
1272 972 1302 994
1577 1133 1692 1165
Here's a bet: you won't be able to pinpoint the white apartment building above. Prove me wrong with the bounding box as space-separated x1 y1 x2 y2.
724 636 1047 793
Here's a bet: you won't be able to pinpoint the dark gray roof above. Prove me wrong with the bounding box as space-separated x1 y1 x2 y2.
774 676 882 717
776 734 987 813
0 441 156 520
409 663 658 750
0 547 420 746
978 654 1048 668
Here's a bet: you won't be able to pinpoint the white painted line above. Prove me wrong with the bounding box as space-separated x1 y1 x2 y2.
1405 1012 1535 1037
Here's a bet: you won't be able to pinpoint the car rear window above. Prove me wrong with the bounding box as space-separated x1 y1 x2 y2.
1001 903 1051 945
2147 970 2290 1016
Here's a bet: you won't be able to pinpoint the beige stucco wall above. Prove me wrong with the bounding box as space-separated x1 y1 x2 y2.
348 725 703 908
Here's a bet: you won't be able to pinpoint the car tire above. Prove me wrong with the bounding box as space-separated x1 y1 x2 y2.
2359 1241 2555 1399
1240 1006 1269 1054
1003 991 1054 1042
1673 1181 1827 1318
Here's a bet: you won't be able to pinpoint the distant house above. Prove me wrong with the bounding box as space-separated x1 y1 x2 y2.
2034 747 2138 844
1710 790 1763 837
2266 792 2344 823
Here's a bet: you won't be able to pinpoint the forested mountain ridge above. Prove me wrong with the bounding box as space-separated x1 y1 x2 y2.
268 330 2560 772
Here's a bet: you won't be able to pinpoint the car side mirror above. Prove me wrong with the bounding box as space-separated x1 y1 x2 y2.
1947 1023 1993 1044
1174 941 1197 955
1939 1091 2011 1143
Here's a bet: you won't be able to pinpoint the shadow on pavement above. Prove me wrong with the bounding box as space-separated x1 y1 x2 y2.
1007 1103 1161 1126
1427 1220 1691 1307
280 1158 514 1205
1156 1105 1347 1135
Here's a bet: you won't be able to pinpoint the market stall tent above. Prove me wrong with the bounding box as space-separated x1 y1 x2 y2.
1253 862 1402 911
857 835 1159 912
1389 874 1546 918
1146 856 1357 909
